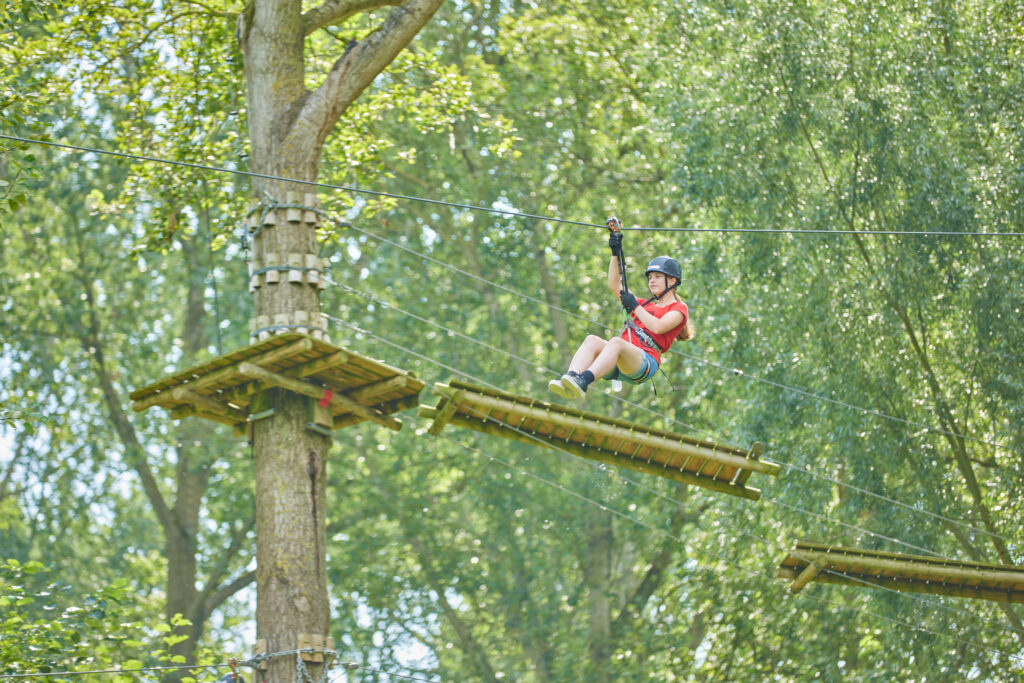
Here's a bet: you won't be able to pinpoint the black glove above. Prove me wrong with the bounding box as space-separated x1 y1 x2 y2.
619 289 638 313
608 231 623 253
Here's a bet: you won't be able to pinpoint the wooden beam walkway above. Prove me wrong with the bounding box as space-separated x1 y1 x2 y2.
420 380 777 500
778 541 1024 603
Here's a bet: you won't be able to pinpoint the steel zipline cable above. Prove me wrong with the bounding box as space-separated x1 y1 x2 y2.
7 135 1021 452
5 133 1024 237
313 222 1022 551
323 311 1024 655
323 216 1023 460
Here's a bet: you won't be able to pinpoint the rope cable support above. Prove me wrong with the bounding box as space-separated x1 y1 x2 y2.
321 274 1021 553
324 313 1024 644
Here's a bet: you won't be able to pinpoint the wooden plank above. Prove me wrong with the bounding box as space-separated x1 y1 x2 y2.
131 338 314 411
291 350 349 378
732 467 754 487
333 395 421 430
347 374 415 402
237 362 401 431
170 387 247 423
776 566 1024 604
426 396 460 436
443 413 761 500
170 404 243 428
789 562 820 592
441 386 779 476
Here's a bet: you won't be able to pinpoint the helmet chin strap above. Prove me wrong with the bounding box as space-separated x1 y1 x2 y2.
651 275 679 303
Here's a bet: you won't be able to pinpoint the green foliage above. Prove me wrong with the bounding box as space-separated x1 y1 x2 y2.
0 558 156 679
3 0 1024 680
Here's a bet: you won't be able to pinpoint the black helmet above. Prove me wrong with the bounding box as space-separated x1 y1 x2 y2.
645 256 682 283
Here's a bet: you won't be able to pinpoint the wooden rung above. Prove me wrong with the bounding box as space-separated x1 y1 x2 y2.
171 404 243 428
427 397 459 436
171 387 247 422
732 467 754 487
237 362 401 431
790 562 820 592
334 395 419 429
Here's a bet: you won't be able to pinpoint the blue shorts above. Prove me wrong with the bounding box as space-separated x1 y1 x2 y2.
603 351 659 385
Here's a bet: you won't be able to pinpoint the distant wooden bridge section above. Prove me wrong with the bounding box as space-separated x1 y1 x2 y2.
778 541 1024 604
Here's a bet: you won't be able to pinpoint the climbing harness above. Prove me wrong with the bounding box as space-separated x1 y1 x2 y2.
624 315 664 353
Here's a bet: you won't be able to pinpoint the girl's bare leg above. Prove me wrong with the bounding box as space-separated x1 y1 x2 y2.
567 335 608 374
585 337 645 380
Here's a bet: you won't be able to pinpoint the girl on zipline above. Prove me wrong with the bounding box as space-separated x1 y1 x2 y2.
548 226 694 400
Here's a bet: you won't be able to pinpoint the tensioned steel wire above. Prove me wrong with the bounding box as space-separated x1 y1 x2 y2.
322 285 968 560
0 661 436 682
7 132 1019 457
322 212 1022 460
431 408 1024 649
5 133 1024 237
319 259 1021 554
323 314 1024 647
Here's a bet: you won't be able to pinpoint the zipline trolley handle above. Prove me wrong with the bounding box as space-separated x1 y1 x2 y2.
606 215 628 293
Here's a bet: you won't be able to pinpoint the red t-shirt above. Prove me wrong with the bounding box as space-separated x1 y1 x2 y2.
619 299 689 364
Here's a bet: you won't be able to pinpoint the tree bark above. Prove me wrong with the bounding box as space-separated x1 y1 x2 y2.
236 1 444 679
584 503 612 683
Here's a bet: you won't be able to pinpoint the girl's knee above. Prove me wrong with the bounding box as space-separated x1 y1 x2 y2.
608 337 630 351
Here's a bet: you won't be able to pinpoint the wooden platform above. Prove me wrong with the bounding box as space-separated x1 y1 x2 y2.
777 541 1024 604
129 333 423 434
419 380 777 499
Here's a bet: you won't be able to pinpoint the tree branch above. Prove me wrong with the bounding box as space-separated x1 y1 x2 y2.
610 491 703 640
289 0 444 155
204 569 257 617
196 516 256 617
302 0 402 36
66 217 174 534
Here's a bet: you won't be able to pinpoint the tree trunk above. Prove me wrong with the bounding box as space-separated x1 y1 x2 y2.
165 238 213 678
237 1 444 679
584 503 612 683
